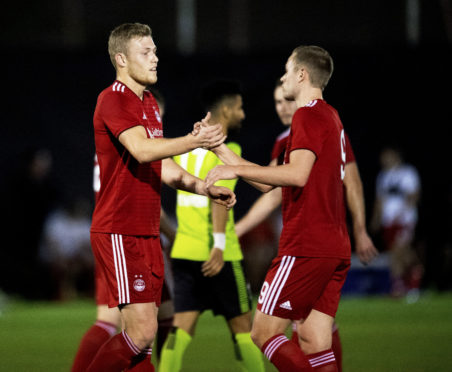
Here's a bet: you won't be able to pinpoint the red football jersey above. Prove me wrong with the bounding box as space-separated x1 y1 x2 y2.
91 81 163 236
279 99 351 258
271 128 355 164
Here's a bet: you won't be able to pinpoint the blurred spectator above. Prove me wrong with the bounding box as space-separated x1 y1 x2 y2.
0 146 58 299
370 146 423 299
40 196 94 300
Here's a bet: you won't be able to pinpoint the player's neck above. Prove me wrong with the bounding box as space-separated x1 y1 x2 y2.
116 75 146 100
295 87 323 108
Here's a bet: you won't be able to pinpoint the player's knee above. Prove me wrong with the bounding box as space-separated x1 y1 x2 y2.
250 327 261 347
123 307 159 348
250 323 270 349
129 320 158 349
299 331 331 354
228 312 252 334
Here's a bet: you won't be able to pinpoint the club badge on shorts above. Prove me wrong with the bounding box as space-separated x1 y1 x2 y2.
133 275 146 292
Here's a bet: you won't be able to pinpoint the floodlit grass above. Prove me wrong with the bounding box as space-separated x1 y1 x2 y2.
0 292 451 371
336 292 452 372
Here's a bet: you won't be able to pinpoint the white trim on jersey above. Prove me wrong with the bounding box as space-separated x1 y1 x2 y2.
263 334 289 361
305 99 318 107
112 81 126 93
261 255 295 315
111 234 130 304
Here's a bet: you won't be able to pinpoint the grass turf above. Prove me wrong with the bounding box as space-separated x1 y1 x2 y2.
0 292 451 371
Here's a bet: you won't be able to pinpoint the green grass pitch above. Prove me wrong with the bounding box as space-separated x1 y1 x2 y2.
1 292 451 371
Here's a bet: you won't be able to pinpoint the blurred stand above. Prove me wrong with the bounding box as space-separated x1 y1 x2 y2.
39 196 94 300
0 147 59 300
433 184 452 291
342 253 391 296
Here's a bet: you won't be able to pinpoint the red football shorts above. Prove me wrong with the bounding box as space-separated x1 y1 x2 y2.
95 262 109 305
91 233 164 308
257 255 350 320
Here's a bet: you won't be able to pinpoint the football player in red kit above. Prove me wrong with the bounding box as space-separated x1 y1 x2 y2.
235 80 377 371
72 89 177 371
83 23 235 372
206 45 352 371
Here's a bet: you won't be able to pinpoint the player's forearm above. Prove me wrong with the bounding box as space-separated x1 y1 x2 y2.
173 171 207 196
347 188 367 236
344 163 367 235
212 144 252 166
211 202 228 233
131 135 200 163
234 149 314 188
162 158 207 196
235 163 306 188
212 144 271 191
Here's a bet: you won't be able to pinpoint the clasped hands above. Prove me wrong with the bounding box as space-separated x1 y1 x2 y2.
191 112 237 210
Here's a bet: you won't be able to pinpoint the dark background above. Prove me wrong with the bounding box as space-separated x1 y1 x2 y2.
2 0 452 290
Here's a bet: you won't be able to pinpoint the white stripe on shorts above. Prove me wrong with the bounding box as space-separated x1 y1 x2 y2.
111 234 130 304
261 255 295 315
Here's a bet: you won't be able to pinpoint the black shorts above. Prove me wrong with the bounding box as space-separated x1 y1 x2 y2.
171 258 252 320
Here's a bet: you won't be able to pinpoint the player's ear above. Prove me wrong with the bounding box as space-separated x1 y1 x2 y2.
298 67 306 83
115 53 127 68
221 103 230 119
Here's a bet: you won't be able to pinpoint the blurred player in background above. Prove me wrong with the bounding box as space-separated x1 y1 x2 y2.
205 45 352 371
371 146 422 299
159 80 264 372
81 23 235 372
235 79 378 371
71 88 176 371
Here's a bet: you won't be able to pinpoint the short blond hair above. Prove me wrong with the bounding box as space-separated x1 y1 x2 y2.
108 23 152 69
291 45 334 90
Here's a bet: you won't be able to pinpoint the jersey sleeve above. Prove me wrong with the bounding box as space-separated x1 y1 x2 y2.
99 92 142 138
289 109 326 158
344 132 356 164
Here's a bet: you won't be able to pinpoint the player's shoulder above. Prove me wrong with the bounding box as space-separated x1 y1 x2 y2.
98 81 135 104
292 100 326 129
292 100 321 120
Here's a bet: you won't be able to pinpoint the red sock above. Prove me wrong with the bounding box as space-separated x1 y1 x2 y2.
126 347 154 371
331 327 342 372
308 349 337 371
262 334 312 371
71 320 117 372
86 331 144 372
